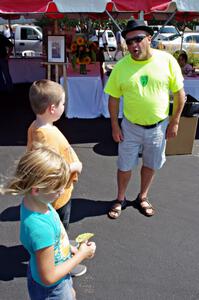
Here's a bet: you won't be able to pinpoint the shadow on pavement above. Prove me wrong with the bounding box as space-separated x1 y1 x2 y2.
57 117 112 145
0 198 131 224
0 83 113 146
0 245 29 281
1 83 199 147
0 205 20 221
93 140 118 156
70 198 132 223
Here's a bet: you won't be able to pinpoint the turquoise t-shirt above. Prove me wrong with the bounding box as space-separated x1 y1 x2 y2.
20 201 71 287
104 49 184 125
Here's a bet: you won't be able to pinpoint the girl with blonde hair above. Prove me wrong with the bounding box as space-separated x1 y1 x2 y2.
1 144 96 300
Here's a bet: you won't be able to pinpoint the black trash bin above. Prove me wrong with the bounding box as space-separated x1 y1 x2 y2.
182 94 199 117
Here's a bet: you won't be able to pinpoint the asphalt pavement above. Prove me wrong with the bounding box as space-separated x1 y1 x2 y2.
1 84 199 300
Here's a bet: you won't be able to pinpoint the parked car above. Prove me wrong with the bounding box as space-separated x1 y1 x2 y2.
151 25 181 42
11 24 43 56
89 29 117 51
159 32 199 55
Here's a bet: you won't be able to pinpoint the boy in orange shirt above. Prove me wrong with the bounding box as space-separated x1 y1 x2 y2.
27 79 86 277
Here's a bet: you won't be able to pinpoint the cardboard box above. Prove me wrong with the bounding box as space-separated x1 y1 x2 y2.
166 117 198 155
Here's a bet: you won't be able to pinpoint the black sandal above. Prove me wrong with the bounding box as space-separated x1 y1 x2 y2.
135 195 155 217
108 199 127 219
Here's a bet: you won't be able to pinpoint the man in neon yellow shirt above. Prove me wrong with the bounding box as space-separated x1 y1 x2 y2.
104 19 185 219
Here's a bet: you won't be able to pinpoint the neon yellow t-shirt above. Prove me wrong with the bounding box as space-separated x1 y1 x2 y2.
104 49 184 125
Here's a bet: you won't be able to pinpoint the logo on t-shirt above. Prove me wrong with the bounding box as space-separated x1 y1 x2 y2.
140 76 148 87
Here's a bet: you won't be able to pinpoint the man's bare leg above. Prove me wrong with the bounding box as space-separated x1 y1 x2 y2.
108 169 131 219
117 169 132 201
139 165 155 215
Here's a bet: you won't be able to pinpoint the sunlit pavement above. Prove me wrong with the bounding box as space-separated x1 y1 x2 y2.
1 85 199 300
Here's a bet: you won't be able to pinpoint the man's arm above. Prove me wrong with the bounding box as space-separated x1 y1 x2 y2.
108 96 123 142
166 88 186 139
5 37 14 58
7 44 13 57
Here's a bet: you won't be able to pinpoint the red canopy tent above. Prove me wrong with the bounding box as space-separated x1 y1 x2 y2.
107 0 168 13
0 0 109 14
0 0 110 20
0 0 198 22
106 0 199 21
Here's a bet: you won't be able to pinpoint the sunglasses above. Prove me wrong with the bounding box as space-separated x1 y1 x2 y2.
125 34 147 45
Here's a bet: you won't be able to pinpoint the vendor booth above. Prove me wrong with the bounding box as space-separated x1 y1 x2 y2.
1 0 199 156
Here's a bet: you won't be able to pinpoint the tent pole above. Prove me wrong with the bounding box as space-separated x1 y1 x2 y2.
54 19 58 34
151 10 177 42
105 10 121 31
139 11 144 20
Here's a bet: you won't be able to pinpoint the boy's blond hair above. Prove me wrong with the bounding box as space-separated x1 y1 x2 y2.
2 144 70 195
29 79 65 115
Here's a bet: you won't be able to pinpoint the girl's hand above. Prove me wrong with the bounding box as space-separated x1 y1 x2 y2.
70 245 78 255
78 241 96 259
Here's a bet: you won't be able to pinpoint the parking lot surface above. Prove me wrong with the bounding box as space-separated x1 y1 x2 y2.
1 85 199 300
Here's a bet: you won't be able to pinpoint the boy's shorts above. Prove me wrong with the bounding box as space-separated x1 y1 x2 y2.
118 117 169 171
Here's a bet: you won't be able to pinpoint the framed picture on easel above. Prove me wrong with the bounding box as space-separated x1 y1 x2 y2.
47 35 66 63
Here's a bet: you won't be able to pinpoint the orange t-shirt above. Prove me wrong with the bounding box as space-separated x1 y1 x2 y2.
27 122 79 210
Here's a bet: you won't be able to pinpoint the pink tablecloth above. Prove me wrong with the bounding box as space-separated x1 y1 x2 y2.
66 62 101 77
9 57 46 83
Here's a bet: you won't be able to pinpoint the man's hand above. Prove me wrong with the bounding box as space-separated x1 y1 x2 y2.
167 88 185 139
166 121 179 140
112 125 123 143
108 96 123 142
